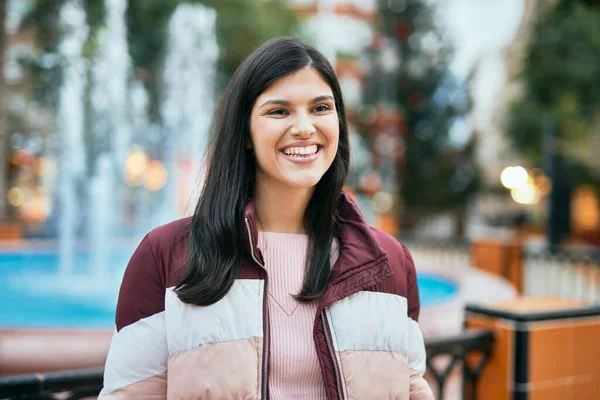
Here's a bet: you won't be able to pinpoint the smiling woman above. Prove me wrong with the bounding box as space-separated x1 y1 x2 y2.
250 68 340 232
253 88 337 171
100 37 434 400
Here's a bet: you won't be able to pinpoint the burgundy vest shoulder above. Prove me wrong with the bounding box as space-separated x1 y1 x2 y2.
368 226 419 317
145 217 191 288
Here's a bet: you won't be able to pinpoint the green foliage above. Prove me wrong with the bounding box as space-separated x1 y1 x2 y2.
126 0 176 71
204 0 298 87
20 1 65 52
19 0 106 109
125 0 181 121
507 1 600 185
81 0 106 57
20 0 65 108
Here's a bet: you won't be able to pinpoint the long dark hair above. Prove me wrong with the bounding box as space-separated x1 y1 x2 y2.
175 37 350 306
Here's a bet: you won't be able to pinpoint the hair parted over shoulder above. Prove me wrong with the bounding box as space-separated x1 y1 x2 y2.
175 37 350 306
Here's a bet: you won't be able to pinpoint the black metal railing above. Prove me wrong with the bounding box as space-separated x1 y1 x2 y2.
1 330 495 400
0 367 103 399
425 329 495 400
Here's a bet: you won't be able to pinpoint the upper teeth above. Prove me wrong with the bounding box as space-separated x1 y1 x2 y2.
283 145 318 155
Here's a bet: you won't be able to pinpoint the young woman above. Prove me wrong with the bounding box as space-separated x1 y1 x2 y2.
100 37 434 400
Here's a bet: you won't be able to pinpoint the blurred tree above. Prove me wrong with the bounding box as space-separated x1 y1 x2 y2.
20 0 106 109
507 0 600 184
371 1 480 231
507 0 600 246
204 0 298 84
0 0 6 219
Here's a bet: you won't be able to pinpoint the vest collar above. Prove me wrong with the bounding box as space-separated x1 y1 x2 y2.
241 192 393 299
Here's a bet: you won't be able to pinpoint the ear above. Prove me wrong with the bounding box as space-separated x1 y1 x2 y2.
246 137 253 150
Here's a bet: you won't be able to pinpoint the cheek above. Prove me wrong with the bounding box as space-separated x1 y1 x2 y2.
324 120 340 158
250 121 279 157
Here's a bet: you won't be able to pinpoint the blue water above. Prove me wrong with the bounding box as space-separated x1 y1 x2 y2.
0 252 458 328
417 273 458 307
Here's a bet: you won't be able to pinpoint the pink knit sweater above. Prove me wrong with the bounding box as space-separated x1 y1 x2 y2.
257 232 339 400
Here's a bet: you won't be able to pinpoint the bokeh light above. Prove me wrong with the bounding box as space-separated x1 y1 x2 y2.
144 160 168 192
500 166 528 189
7 187 25 207
359 172 383 196
510 182 539 205
124 151 148 187
373 191 394 213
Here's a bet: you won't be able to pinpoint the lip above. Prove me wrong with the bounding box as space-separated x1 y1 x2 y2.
279 146 322 165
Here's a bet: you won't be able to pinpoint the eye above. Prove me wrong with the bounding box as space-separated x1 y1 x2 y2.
313 104 332 113
267 108 289 116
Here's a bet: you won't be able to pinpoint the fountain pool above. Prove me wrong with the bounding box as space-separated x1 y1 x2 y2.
0 250 458 328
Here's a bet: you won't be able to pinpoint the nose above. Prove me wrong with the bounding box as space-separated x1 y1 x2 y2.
290 112 316 137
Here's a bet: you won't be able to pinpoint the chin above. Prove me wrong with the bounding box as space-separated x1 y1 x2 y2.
284 174 323 189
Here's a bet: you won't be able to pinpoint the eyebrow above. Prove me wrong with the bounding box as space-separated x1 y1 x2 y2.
258 95 335 109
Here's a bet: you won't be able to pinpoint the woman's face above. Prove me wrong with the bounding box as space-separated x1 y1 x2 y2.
249 67 339 192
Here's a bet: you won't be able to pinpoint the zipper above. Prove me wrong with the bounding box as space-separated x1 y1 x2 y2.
245 217 270 400
321 310 343 400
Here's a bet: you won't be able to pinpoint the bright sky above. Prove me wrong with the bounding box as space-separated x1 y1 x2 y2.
433 0 525 146
434 0 525 80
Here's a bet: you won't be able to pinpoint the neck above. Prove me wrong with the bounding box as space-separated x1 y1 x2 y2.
253 179 314 234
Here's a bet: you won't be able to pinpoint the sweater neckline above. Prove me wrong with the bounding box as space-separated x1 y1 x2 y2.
258 231 308 237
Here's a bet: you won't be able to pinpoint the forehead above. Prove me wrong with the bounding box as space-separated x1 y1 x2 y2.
258 68 333 100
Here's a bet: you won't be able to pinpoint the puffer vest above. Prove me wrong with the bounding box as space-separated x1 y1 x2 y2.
100 193 434 400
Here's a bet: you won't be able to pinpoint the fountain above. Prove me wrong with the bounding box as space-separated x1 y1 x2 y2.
88 154 114 279
1 0 219 327
91 0 132 169
57 0 88 276
161 3 218 220
88 0 131 277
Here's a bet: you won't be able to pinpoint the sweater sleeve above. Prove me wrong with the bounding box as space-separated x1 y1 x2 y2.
100 234 168 399
403 245 435 400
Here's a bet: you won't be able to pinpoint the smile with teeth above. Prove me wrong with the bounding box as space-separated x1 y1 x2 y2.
282 145 319 157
